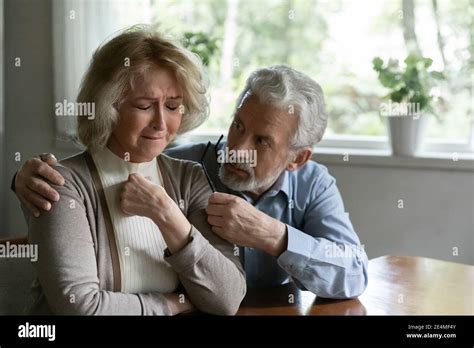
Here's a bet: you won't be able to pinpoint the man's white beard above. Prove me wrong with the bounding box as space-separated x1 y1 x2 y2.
218 162 283 194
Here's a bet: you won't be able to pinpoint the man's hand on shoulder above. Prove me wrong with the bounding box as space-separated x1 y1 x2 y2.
14 153 65 217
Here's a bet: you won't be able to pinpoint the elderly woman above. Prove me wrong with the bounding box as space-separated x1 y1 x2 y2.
24 28 246 315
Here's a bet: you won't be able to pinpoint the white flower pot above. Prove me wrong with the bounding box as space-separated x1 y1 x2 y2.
386 115 427 157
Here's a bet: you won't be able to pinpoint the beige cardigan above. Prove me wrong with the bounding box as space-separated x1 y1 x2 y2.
24 151 246 315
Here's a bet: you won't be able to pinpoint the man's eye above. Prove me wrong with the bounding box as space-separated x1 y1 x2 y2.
166 105 179 111
137 105 152 110
256 137 269 146
233 121 243 130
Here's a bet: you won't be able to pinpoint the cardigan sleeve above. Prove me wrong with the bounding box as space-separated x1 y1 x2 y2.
164 162 247 315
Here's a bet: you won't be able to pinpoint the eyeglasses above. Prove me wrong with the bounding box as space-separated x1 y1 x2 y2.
200 134 224 193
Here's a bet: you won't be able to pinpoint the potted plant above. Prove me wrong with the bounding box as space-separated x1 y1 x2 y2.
372 54 444 156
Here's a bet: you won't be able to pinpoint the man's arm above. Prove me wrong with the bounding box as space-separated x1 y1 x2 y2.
276 175 368 299
12 154 65 217
206 169 368 299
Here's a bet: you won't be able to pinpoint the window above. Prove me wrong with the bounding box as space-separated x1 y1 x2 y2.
53 0 153 145
151 0 473 153
56 0 474 153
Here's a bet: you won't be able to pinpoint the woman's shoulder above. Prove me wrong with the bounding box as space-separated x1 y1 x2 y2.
157 153 209 193
54 151 89 176
52 151 96 194
158 153 203 175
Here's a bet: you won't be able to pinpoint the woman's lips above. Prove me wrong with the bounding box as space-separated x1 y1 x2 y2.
141 134 165 140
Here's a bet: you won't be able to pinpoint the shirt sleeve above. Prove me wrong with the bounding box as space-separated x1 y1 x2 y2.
276 172 368 299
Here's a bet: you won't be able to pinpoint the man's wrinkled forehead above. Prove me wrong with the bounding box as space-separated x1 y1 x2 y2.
233 92 298 138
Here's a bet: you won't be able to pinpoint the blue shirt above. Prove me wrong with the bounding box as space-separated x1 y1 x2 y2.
165 141 368 298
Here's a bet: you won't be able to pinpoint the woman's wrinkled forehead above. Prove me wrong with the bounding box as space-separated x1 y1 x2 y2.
128 65 182 99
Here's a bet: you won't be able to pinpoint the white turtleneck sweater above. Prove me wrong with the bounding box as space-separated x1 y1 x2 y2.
91 147 179 294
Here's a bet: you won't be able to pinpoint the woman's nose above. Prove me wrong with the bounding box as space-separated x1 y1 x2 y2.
151 106 166 131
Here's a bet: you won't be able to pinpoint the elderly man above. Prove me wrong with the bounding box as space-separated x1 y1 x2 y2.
13 65 368 299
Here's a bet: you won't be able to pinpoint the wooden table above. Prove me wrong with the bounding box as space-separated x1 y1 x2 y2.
236 255 474 315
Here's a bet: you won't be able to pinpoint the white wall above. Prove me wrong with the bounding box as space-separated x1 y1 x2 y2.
319 159 474 265
2 0 76 238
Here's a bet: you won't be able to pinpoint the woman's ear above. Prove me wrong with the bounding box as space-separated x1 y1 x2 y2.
286 147 313 172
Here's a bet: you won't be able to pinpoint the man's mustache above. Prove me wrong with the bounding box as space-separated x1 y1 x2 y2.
224 162 254 175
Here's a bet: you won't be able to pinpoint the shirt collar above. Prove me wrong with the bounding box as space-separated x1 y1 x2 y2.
237 170 290 204
266 170 290 198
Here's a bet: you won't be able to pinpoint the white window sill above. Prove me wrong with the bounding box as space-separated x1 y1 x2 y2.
313 147 474 172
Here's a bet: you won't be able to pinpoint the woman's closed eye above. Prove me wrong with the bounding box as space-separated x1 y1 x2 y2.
136 104 152 111
135 104 179 111
166 104 179 111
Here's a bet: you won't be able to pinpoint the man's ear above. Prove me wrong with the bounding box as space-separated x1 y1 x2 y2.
286 147 312 172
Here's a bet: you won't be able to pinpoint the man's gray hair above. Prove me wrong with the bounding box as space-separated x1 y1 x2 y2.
236 65 328 148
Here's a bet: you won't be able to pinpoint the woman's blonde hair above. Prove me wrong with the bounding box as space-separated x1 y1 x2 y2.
77 26 209 149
